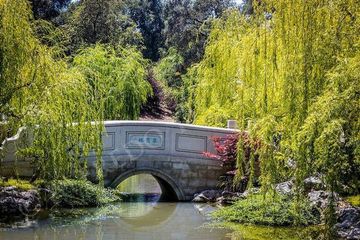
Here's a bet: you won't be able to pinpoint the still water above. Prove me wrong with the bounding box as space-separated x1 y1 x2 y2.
0 174 324 240
0 202 231 240
0 174 231 240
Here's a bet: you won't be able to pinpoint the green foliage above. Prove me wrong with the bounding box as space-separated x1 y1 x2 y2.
187 0 360 195
30 0 72 22
153 47 184 115
0 0 103 180
73 44 152 120
346 195 360 207
213 194 320 226
154 47 183 89
248 116 289 191
216 222 325 240
0 178 35 191
64 0 143 54
194 105 232 128
296 54 360 195
189 2 359 232
32 19 69 57
163 0 234 66
175 66 198 123
49 179 121 208
125 0 164 61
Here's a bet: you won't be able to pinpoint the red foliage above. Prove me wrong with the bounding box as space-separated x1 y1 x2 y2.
203 134 240 171
204 132 262 191
204 132 260 172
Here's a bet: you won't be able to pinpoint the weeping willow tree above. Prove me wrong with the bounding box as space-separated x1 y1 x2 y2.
73 44 152 120
0 0 103 180
188 0 359 194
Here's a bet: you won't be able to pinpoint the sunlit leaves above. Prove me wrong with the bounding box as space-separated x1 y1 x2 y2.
73 44 152 120
0 0 102 180
188 0 360 194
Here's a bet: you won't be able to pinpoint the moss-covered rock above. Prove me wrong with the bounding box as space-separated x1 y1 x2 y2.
0 186 40 221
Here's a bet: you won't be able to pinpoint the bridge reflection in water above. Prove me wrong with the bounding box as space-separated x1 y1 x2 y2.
0 202 231 240
117 174 162 202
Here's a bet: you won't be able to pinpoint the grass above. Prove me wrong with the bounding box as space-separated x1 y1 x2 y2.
0 178 35 190
210 222 325 240
212 193 320 226
346 195 360 207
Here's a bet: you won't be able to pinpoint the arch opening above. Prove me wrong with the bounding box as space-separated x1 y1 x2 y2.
117 174 162 202
111 169 184 201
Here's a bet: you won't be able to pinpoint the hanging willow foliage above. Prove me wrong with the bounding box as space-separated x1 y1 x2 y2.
73 44 152 120
188 0 359 194
0 0 103 180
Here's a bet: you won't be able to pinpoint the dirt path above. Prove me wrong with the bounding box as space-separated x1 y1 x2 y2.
140 71 175 122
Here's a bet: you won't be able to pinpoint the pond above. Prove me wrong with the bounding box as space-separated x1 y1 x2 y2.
0 174 324 240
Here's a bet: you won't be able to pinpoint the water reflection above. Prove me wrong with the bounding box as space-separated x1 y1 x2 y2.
0 202 231 240
0 175 324 239
117 174 164 202
117 174 161 194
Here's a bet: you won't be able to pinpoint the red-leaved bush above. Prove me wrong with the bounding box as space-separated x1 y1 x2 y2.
204 132 260 181
203 134 239 171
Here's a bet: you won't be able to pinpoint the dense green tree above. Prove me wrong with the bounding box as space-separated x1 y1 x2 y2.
30 0 71 22
163 0 235 66
73 45 152 120
0 0 103 180
64 0 143 54
187 0 359 195
154 47 183 89
126 0 164 61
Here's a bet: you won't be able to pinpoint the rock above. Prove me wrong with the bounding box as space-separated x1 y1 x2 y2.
192 190 222 203
193 203 219 220
0 187 40 220
215 191 244 205
286 158 296 169
216 196 234 205
307 190 337 209
304 176 325 192
275 181 293 195
221 191 238 198
242 187 260 198
336 207 360 240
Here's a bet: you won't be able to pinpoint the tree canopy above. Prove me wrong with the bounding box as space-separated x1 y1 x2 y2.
185 0 359 195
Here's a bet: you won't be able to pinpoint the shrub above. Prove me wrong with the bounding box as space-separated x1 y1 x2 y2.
213 194 320 226
204 132 261 191
204 134 239 170
49 179 121 208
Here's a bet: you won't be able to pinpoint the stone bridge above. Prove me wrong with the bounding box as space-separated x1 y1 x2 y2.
1 121 237 201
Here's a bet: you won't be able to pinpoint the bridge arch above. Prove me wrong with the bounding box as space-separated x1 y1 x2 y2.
109 168 186 201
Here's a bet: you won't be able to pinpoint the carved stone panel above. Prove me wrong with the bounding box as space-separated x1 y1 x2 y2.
126 131 165 150
102 132 116 150
175 134 207 154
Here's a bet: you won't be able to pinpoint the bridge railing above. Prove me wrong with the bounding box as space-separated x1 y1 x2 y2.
0 121 238 177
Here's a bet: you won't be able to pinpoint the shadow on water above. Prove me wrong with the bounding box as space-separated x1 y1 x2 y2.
119 193 161 202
